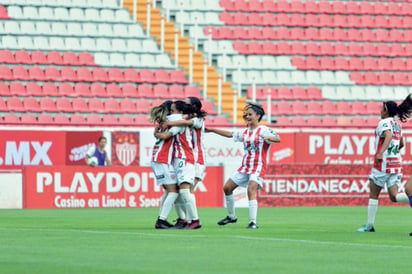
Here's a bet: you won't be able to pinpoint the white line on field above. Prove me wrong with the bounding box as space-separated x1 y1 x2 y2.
236 235 412 249
0 227 207 238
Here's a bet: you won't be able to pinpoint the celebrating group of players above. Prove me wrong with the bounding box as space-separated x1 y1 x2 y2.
150 97 280 229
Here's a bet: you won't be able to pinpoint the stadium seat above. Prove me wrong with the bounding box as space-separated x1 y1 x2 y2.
136 100 151 113
7 97 24 112
87 115 103 125
120 99 137 113
153 85 170 99
54 114 70 125
92 68 109 82
21 114 37 124
124 69 140 83
169 85 185 99
72 98 89 112
40 98 57 112
122 84 139 97
71 115 87 125
3 114 20 124
108 68 124 82
306 101 322 115
102 115 119 125
56 98 73 112
61 67 77 81
23 98 40 112
104 99 120 113
88 98 105 113
10 82 26 96
26 82 43 96
118 115 134 126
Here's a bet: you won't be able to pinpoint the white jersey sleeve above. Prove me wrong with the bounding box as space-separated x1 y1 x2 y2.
169 126 183 136
260 126 280 144
191 117 203 129
86 146 96 157
376 119 391 137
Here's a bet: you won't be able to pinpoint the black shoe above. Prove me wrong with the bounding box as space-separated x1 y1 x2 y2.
155 218 173 229
409 232 412 236
217 216 238 226
174 218 188 229
246 222 259 229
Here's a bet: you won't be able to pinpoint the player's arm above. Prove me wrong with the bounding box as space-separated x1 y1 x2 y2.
155 131 173 140
261 128 281 143
105 153 111 166
400 136 405 151
376 130 392 161
206 128 233 138
85 147 94 166
161 119 193 130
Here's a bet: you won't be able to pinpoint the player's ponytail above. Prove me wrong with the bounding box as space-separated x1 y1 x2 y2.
384 94 412 123
188 97 207 118
149 100 171 124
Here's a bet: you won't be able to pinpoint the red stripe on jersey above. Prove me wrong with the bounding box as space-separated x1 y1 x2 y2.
373 137 384 171
173 127 195 164
249 128 262 174
152 137 173 164
193 127 205 165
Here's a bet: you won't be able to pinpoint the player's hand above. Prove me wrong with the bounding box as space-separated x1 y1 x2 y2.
375 153 383 162
159 122 168 130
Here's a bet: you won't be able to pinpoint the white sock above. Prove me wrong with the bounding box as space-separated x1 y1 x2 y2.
159 192 178 220
367 199 379 226
174 194 186 220
249 200 258 223
395 193 409 203
225 194 236 219
159 191 168 215
180 189 199 221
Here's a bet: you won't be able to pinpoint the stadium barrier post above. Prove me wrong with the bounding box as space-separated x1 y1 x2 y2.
146 1 151 37
132 0 137 21
252 78 256 102
160 16 165 51
207 29 212 65
203 60 208 98
174 30 179 68
189 45 193 84
119 0 124 8
218 76 222 115
237 66 242 97
152 0 156 8
267 88 272 124
233 89 238 125
222 51 227 82
179 1 184 36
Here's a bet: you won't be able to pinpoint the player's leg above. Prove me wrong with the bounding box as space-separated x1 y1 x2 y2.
180 182 201 229
357 179 382 232
218 174 243 226
404 177 412 207
246 180 259 229
156 184 178 229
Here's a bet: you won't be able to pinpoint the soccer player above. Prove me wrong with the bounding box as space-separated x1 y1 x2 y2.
207 103 280 229
155 100 201 229
357 94 412 233
150 100 179 229
85 136 111 166
160 97 207 228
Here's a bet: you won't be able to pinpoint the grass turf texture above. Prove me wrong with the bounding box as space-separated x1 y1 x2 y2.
0 207 411 274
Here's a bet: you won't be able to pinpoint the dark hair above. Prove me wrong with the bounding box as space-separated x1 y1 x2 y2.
98 137 107 142
161 100 173 115
243 103 265 122
174 100 194 115
188 97 207 118
385 94 412 123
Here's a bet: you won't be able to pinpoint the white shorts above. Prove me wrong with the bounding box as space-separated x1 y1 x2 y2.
151 162 176 186
173 158 195 185
195 163 206 181
369 168 402 188
230 172 263 189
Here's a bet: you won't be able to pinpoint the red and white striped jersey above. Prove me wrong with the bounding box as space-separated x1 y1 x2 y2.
191 117 205 165
233 125 278 177
373 117 403 174
172 125 195 164
151 114 183 164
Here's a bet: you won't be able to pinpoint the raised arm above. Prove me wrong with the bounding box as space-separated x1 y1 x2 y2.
161 119 193 130
261 128 281 143
206 127 233 138
155 131 173 140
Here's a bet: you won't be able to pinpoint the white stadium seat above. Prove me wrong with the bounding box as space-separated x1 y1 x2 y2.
94 52 111 66
35 22 52 36
115 9 131 22
142 40 159 52
83 23 98 36
124 53 140 67
1 36 18 49
109 53 126 66
51 22 67 36
33 37 50 50
95 38 112 51
49 37 65 50
66 23 83 36
3 21 19 34
85 8 101 21
54 7 70 20
98 24 113 37
7 6 23 19
112 38 128 52
65 37 81 51
70 8 85 21
156 54 173 68
141 54 156 67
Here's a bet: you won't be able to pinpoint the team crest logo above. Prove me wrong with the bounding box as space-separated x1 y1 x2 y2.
116 142 137 166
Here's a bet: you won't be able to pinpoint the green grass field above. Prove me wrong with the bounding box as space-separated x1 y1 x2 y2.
0 207 411 274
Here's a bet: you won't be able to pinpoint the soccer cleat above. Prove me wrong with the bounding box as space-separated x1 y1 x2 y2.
356 224 375 232
409 232 412 236
246 222 259 229
155 218 174 229
174 218 188 229
217 216 238 226
187 219 202 229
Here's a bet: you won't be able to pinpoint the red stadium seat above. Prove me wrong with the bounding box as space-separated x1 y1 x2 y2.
118 115 134 126
78 52 95 66
155 69 171 83
73 83 90 97
47 51 63 65
134 115 151 126
61 67 77 81
277 86 292 100
42 82 59 96
123 84 139 97
71 115 87 125
56 98 73 112
26 82 43 96
291 117 306 127
378 72 393 85
31 51 47 64
88 98 105 113
0 6 10 19
292 87 307 100
21 114 37 124
336 101 351 115
307 117 322 127
139 69 155 83
306 101 322 115
62 52 79 65
3 114 20 124
23 98 40 112
90 83 107 97
0 82 9 96
153 85 170 99
40 98 57 112
363 72 379 85
15 50 31 64
213 116 230 126
87 115 103 125
72 98 89 112
28 67 45 81
77 68 93 82
169 85 185 99
0 50 15 63
10 82 26 96
0 98 7 111
202 100 217 115
349 57 363 71
170 70 188 84
44 67 61 81
7 97 24 112
307 87 323 100
0 66 12 80
136 99 151 113
58 83 75 97
365 101 381 115
102 115 118 125
37 114 54 125
351 102 366 115
275 117 290 127
104 99 120 113
321 117 337 126
120 99 136 113
13 66 29 80
366 117 380 127
108 68 124 82
184 85 201 98
363 57 377 71
277 101 292 115
92 68 109 82
321 101 336 115
106 84 122 97
292 101 307 115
